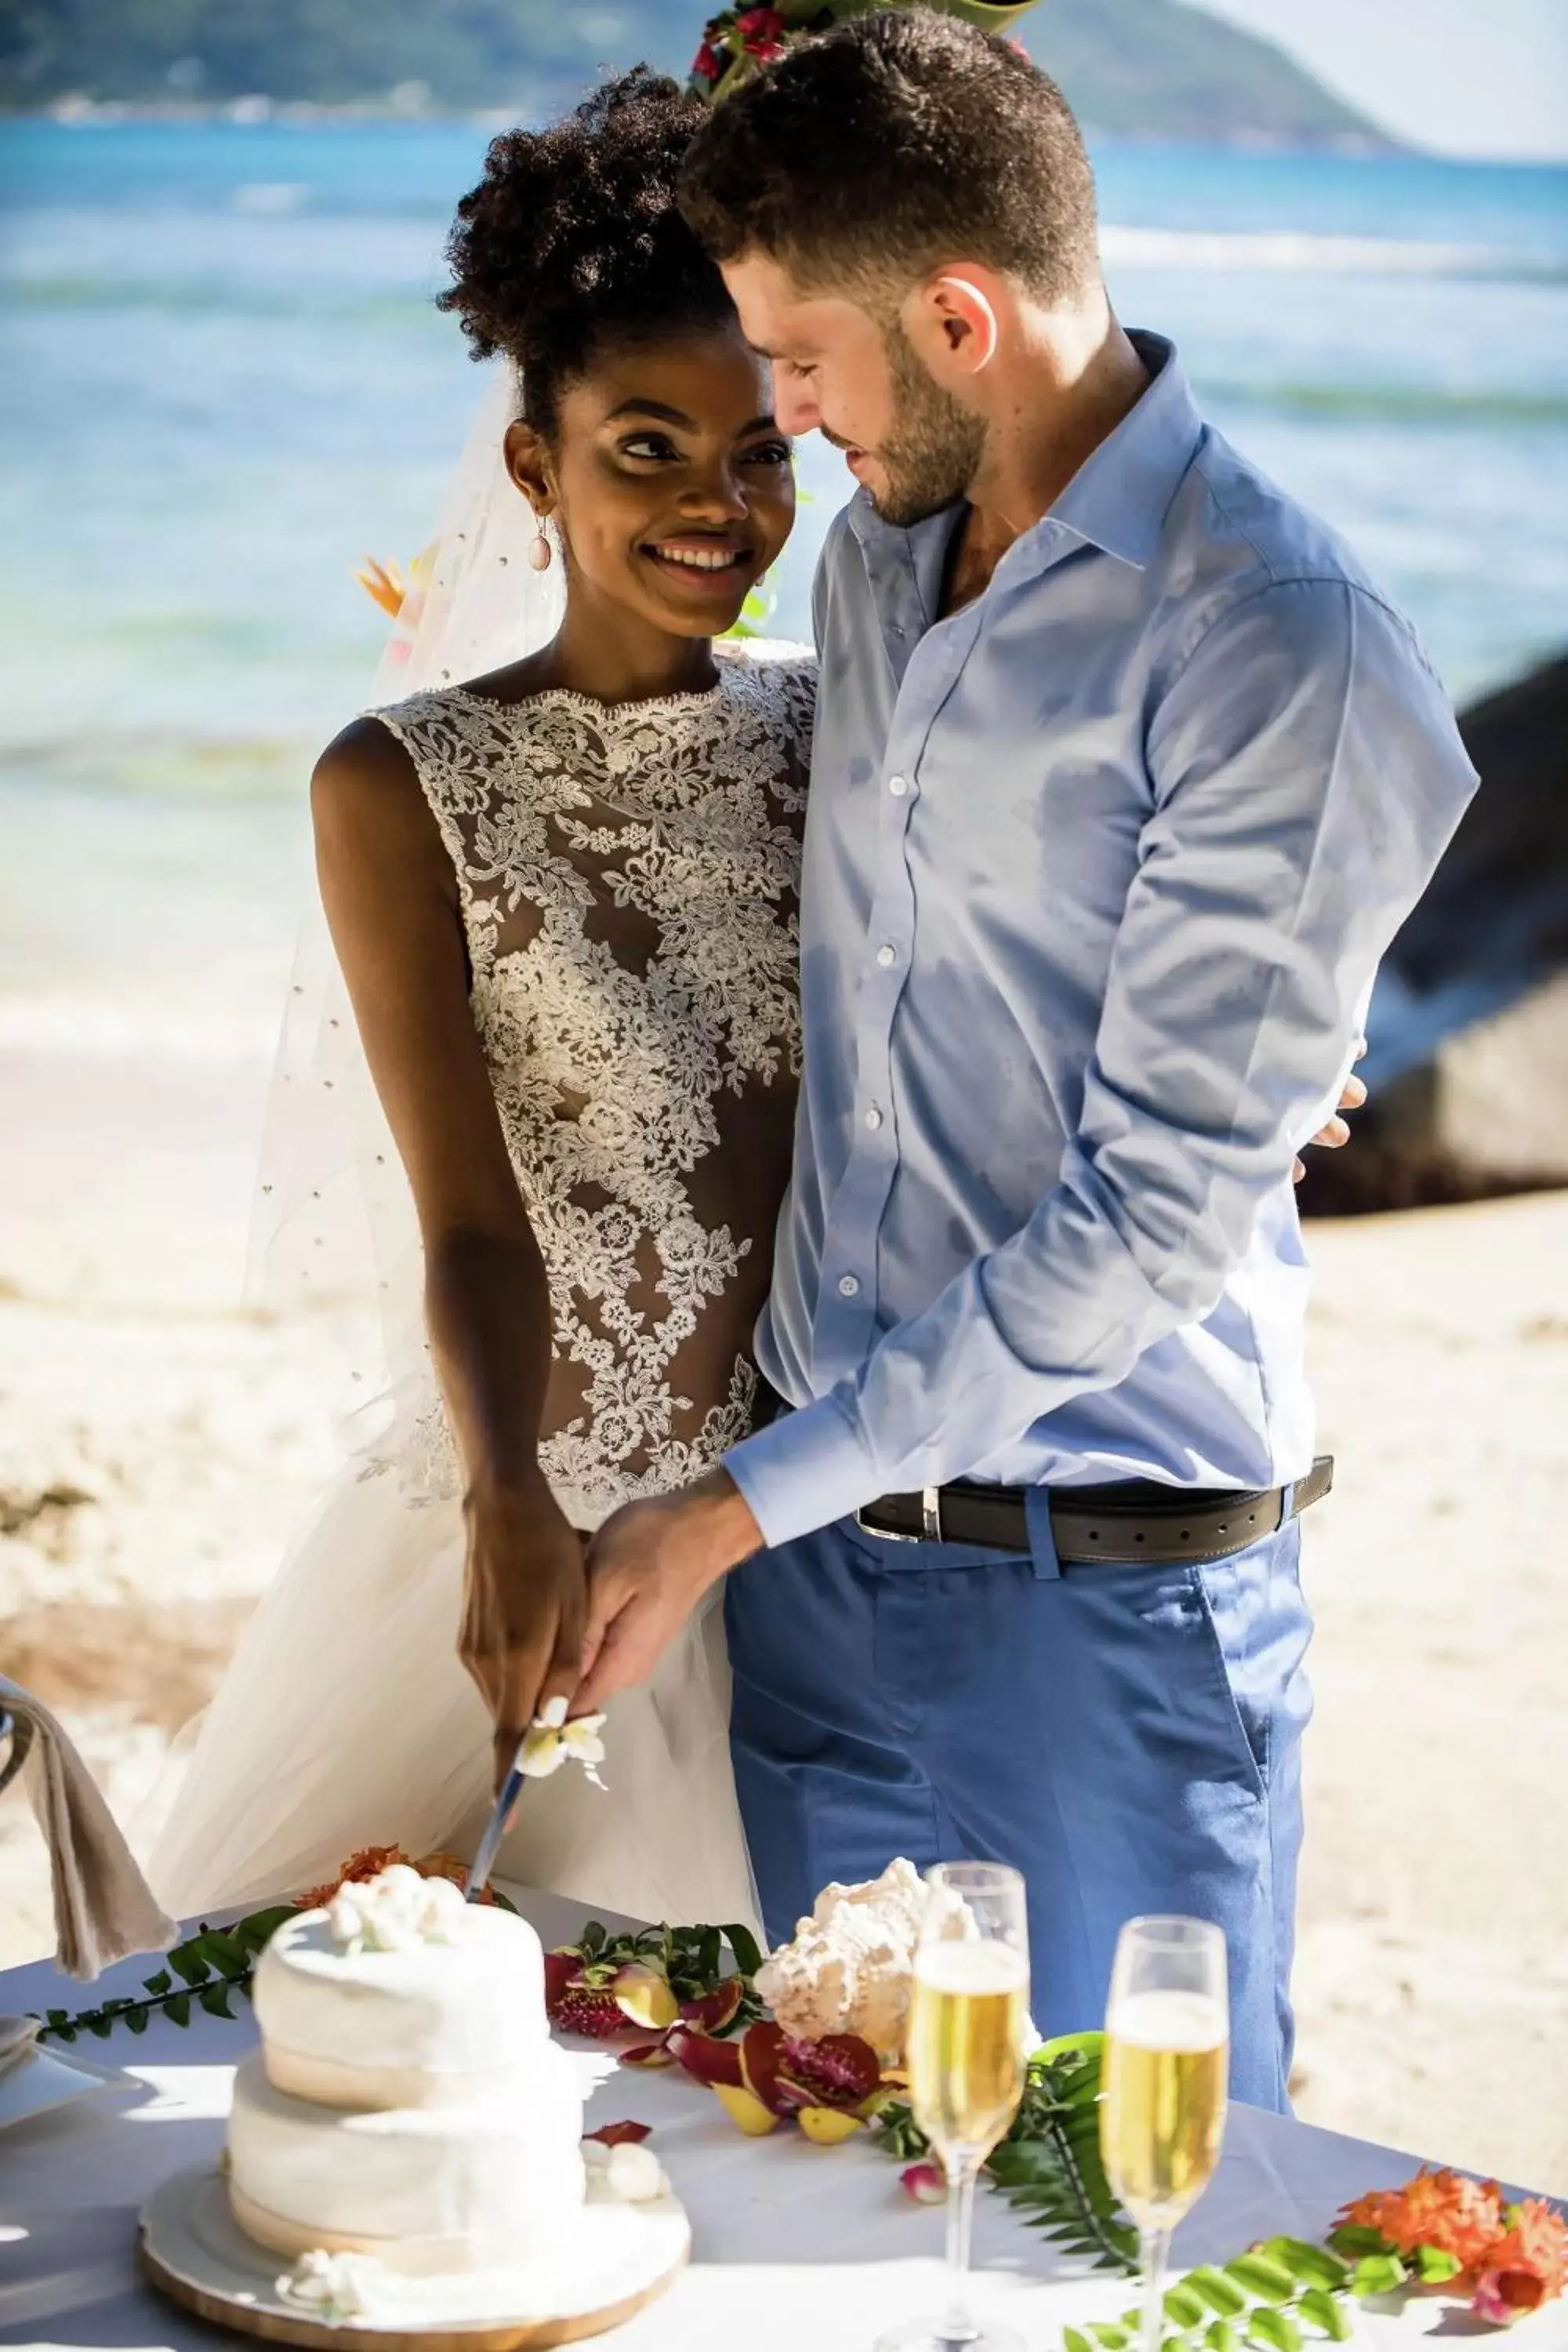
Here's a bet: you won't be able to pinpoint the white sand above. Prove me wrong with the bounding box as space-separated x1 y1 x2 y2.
2 1031 1564 2190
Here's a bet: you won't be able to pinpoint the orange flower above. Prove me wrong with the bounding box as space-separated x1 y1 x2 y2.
1471 2201 1568 2320
295 1844 416 1910
1338 2168 1505 2272
354 556 408 619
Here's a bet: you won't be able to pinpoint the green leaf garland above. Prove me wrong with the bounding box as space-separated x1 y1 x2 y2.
34 1907 299 2045
31 1886 518 2046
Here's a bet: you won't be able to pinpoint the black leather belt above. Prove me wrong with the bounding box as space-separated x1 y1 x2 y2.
855 1456 1334 1566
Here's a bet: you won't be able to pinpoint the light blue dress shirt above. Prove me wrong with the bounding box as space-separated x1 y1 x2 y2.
726 334 1477 1550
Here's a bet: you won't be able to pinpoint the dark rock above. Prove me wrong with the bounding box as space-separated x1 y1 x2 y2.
1300 654 1568 1216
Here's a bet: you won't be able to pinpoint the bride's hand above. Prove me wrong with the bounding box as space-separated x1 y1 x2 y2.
458 1478 588 1791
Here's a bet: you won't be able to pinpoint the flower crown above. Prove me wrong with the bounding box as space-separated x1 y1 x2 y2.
689 2 1044 106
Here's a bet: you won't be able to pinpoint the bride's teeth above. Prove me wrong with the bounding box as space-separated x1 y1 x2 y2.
653 546 740 571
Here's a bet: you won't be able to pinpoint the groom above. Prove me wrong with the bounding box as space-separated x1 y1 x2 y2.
574 13 1476 2107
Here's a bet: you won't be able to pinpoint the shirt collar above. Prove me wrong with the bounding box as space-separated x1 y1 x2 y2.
846 328 1203 583
1048 331 1203 569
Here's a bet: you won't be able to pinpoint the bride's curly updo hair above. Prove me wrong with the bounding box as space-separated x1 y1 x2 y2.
438 67 735 439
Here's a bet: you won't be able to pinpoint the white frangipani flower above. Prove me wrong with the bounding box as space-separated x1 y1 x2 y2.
518 1697 608 1788
278 2249 397 2321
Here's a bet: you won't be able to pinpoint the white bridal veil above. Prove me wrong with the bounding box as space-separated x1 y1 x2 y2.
250 365 563 1427
143 368 761 1939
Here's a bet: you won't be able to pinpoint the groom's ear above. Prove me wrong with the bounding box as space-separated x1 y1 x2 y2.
503 419 557 518
902 269 1003 381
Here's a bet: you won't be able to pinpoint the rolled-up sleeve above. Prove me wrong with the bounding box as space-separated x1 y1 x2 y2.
727 577 1478 1547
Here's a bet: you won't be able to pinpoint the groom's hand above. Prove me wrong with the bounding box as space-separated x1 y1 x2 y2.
575 1470 764 1713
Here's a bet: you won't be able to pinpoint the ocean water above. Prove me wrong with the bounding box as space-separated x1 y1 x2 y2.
2 120 1566 1048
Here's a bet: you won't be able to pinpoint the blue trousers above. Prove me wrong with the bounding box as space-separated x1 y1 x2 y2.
725 1508 1313 2112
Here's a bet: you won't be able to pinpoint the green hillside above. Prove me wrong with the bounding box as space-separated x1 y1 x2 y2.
0 0 1389 147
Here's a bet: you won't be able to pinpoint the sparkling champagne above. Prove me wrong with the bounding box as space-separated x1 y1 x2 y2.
906 1940 1029 2160
1101 1988 1229 2227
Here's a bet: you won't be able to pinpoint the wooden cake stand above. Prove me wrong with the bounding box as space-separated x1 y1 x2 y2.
140 2166 689 2350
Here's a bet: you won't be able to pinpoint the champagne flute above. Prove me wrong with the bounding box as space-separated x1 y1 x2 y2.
1101 1917 1230 2352
876 1861 1030 2352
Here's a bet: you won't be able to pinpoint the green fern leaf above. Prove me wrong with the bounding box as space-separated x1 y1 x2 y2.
1261 2239 1351 2293
1298 2288 1354 2340
1185 2267 1249 2318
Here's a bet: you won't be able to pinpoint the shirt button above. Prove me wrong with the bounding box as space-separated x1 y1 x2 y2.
888 773 909 797
876 943 898 969
837 1273 861 1298
865 1105 884 1131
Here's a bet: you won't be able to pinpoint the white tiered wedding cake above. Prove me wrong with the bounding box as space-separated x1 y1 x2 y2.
227 1866 584 2278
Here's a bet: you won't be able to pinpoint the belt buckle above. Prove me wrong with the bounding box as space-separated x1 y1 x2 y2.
855 1487 943 1544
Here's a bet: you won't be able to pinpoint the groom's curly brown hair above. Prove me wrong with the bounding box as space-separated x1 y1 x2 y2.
679 10 1098 309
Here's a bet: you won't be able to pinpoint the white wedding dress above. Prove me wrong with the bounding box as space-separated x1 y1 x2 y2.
146 642 815 1936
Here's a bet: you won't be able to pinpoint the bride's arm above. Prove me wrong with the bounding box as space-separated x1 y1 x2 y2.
311 716 586 1784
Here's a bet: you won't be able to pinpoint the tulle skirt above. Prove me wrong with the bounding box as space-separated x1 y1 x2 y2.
140 1411 760 1937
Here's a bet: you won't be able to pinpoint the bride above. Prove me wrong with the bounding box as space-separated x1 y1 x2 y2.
145 68 811 1932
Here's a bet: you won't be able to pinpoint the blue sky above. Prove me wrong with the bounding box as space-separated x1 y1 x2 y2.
1200 0 1568 159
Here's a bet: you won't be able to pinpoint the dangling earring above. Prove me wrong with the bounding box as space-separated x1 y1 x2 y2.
528 515 553 572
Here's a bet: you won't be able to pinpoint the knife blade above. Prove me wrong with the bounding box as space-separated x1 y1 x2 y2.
463 1740 528 1903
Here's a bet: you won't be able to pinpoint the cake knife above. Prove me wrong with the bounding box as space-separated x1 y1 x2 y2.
463 1740 528 1904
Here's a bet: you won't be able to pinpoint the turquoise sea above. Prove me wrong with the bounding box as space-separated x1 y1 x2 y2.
2 120 1566 1051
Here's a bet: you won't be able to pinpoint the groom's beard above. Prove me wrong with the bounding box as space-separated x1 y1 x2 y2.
868 317 988 528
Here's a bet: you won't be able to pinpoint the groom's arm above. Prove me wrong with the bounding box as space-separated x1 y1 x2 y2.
720 575 1477 1548
573 575 1476 1706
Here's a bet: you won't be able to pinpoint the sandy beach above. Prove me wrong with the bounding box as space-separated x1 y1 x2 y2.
2 1025 1565 2193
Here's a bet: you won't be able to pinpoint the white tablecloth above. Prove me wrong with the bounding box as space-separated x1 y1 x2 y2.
0 1887 1561 2352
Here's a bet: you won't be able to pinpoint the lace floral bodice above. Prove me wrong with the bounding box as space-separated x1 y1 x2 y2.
372 644 815 1528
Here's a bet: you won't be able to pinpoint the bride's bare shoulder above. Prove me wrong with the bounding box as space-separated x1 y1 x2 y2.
312 710 419 793
309 713 446 887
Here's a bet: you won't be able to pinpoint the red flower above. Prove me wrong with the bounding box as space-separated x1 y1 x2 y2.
1470 2201 1568 2319
738 7 787 60
691 40 723 82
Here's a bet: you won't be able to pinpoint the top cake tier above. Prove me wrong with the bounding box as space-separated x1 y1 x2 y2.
254 1880 550 2111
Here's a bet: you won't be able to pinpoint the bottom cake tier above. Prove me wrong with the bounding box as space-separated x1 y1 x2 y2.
226 2046 586 2276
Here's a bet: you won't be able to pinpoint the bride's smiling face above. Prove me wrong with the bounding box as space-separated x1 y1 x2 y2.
505 324 795 639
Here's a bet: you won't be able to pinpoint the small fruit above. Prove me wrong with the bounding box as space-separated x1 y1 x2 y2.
739 2020 788 2114
681 1978 744 2034
713 2082 781 2136
666 2026 744 2090
798 2105 864 2146
546 1957 627 2039
619 2040 676 2069
613 1964 680 2034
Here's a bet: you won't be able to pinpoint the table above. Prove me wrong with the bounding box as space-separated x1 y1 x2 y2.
0 1889 1560 2352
